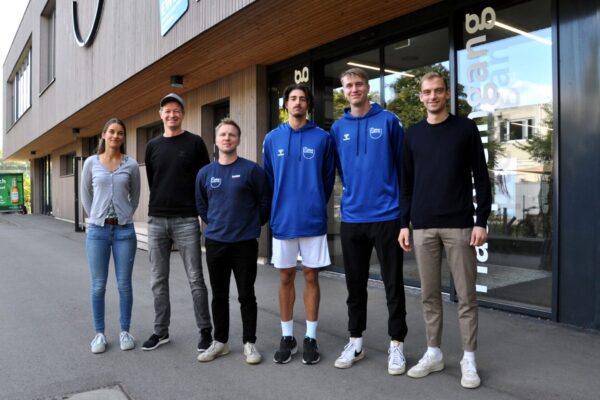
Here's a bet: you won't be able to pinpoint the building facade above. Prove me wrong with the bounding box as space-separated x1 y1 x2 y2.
3 0 599 330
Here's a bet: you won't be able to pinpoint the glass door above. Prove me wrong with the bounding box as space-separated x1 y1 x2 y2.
457 0 554 312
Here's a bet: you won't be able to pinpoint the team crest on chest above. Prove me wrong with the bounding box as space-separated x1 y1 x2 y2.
302 146 315 159
369 127 383 139
210 177 222 188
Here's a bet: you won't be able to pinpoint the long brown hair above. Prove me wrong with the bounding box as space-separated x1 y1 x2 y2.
97 117 127 154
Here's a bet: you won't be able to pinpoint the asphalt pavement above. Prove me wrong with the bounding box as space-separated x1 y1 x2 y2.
1 214 599 400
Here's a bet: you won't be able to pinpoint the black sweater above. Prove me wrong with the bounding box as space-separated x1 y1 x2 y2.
400 114 491 229
145 131 210 217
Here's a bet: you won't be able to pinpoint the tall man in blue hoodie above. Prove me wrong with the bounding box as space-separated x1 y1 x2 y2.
263 83 335 365
330 68 408 375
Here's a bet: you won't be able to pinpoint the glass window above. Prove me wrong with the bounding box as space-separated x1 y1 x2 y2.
457 0 553 312
10 46 32 124
382 28 450 287
136 122 163 162
322 29 449 281
323 49 380 130
384 28 449 130
40 0 56 90
60 152 76 176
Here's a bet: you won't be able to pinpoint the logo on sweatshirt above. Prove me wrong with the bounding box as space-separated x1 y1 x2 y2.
302 147 315 160
369 127 383 139
277 149 285 157
210 177 222 188
343 133 350 141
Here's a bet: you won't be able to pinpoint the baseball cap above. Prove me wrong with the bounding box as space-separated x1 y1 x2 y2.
160 93 185 111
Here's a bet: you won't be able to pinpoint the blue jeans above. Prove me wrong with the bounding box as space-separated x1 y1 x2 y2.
148 216 212 336
86 223 137 333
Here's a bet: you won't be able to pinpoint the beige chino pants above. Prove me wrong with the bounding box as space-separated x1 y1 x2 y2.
413 228 478 351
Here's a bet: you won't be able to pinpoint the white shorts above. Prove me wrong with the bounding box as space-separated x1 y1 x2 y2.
271 234 331 269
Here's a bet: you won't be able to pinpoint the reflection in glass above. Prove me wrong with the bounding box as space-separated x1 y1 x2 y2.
323 30 449 283
458 0 553 311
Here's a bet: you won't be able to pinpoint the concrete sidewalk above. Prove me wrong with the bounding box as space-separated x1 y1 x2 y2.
1 214 599 400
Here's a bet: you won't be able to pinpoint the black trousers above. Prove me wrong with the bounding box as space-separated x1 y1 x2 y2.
205 238 258 344
340 219 407 341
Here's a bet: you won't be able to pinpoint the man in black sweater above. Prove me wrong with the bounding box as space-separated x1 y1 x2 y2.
141 93 213 353
399 72 491 389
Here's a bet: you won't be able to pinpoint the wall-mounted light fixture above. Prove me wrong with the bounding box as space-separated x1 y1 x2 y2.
30 150 37 156
72 128 80 141
170 75 184 88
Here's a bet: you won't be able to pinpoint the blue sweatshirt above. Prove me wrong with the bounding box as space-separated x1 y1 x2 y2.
330 103 404 223
195 157 271 243
262 121 335 239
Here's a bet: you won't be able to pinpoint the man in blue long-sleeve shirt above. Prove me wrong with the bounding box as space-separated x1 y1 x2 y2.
196 118 270 364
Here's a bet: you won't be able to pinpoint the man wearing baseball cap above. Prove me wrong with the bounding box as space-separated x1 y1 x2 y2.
141 93 213 353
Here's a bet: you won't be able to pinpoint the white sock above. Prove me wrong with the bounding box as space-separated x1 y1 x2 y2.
281 320 293 337
305 320 318 339
427 346 442 359
350 337 363 353
390 340 404 352
463 351 476 362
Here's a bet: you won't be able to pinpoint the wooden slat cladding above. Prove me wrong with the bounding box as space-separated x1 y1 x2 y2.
4 0 439 160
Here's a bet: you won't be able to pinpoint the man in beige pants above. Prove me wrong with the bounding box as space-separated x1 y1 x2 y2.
398 72 491 389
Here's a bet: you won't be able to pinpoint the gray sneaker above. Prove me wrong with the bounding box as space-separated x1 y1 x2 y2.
407 351 445 378
91 333 107 354
197 341 230 362
460 358 481 389
244 342 262 364
120 331 135 351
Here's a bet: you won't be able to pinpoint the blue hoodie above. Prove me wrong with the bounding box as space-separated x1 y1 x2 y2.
263 121 335 239
330 103 404 223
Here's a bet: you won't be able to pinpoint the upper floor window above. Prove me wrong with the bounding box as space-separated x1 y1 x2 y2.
9 45 32 124
40 0 56 91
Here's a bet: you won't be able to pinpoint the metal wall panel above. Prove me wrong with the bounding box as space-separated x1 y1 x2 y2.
557 0 600 329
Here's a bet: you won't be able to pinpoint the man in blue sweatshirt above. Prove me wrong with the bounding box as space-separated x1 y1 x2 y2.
263 83 335 365
330 68 408 375
196 118 270 365
399 72 491 389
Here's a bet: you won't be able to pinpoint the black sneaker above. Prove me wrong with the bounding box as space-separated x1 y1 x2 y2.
197 329 212 353
273 336 297 364
302 337 320 365
141 333 170 351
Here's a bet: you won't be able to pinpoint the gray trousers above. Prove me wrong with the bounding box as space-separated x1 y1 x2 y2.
413 228 478 351
148 216 212 336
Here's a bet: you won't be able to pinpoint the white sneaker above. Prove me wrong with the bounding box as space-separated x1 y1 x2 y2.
334 340 365 369
244 342 262 364
197 340 230 362
388 343 406 375
120 331 135 351
91 333 107 354
407 351 445 378
460 358 481 389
